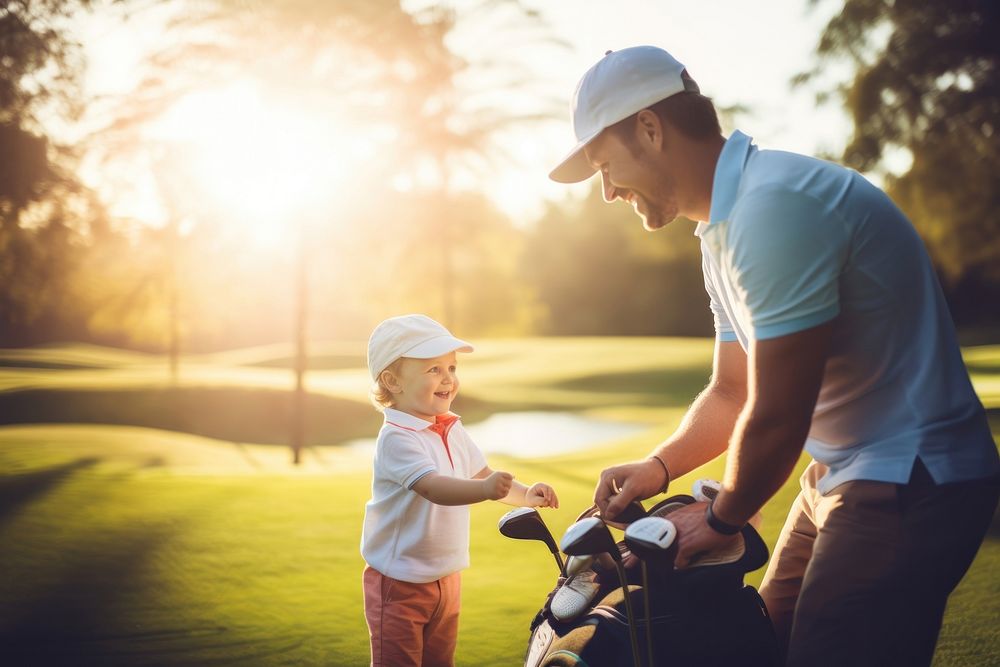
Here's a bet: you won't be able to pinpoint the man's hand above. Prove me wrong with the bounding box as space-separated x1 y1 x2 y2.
594 458 668 520
667 501 742 568
525 482 559 508
483 471 514 500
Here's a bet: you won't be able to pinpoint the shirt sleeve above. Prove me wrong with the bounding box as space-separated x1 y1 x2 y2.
449 423 488 478
375 430 437 490
724 187 847 339
701 250 738 342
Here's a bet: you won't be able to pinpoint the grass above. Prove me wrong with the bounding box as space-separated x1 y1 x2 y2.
0 338 997 665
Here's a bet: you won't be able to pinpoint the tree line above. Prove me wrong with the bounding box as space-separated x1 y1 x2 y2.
1 0 997 351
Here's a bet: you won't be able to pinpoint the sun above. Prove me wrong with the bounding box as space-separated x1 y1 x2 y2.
144 78 368 245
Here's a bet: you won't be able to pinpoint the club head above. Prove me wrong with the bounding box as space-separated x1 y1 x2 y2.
498 507 558 552
563 518 641 667
565 554 595 578
625 518 674 667
561 517 620 562
614 500 648 522
499 506 566 575
692 478 722 503
649 500 689 518
623 516 679 568
602 500 647 529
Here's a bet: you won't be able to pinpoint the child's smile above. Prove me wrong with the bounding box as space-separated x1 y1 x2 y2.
391 351 460 421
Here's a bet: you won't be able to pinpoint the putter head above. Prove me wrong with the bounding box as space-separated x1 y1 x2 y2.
498 506 559 554
561 516 619 561
623 516 678 564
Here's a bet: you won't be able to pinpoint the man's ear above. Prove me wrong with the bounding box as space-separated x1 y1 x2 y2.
635 109 663 149
381 369 403 394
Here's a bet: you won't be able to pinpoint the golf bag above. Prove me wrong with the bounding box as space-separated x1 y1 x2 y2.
524 496 781 667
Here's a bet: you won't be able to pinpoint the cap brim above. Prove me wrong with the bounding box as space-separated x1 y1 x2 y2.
549 132 601 184
402 335 474 360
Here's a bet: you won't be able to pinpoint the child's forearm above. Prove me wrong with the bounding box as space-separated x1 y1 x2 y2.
411 473 497 506
500 481 530 506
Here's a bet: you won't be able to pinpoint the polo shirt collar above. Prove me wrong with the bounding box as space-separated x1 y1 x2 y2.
696 130 755 237
383 407 460 431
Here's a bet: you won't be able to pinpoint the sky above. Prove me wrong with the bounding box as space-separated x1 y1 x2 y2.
75 0 853 226
480 0 852 221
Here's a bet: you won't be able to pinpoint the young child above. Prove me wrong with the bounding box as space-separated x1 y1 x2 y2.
361 314 559 667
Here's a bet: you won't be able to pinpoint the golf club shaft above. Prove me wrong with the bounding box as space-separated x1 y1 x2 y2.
641 563 653 667
551 550 567 577
614 561 642 667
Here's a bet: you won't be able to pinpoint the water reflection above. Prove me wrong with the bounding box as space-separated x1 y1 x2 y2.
347 411 645 458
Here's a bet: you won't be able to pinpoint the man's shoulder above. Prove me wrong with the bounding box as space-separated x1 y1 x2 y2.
735 148 856 215
745 147 849 187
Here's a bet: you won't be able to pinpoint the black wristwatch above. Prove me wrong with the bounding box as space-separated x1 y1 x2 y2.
705 499 743 535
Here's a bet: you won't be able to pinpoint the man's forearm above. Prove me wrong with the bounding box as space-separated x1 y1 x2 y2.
711 323 831 527
712 409 810 527
655 381 746 481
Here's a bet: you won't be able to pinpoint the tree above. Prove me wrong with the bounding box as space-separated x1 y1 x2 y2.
0 0 122 345
382 0 568 328
800 0 1000 322
523 186 711 337
0 0 100 223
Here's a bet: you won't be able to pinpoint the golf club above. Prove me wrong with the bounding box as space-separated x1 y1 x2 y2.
693 479 764 529
561 516 642 667
624 516 679 667
565 554 595 578
692 478 722 503
498 506 566 577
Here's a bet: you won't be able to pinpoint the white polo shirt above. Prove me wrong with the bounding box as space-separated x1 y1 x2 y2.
360 408 488 583
698 131 999 494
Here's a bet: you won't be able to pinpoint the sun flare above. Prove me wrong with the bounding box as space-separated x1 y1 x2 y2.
144 79 369 242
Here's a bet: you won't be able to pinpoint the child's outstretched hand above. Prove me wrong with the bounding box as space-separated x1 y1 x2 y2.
483 471 514 500
525 483 559 509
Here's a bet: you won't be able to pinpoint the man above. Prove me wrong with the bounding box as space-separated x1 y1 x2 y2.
549 45 1000 666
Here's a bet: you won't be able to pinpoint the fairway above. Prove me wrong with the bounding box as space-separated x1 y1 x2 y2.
1 339 998 665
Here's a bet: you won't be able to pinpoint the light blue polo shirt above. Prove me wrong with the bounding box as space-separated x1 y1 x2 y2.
698 131 998 493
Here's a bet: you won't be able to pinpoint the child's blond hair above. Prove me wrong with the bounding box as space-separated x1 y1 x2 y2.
369 358 404 411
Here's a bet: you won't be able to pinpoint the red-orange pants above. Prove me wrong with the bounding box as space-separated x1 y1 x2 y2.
363 566 462 667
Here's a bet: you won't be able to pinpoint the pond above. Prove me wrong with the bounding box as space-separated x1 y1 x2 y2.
347 411 646 458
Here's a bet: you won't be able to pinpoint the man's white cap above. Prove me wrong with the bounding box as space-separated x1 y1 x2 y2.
549 46 699 184
367 314 474 382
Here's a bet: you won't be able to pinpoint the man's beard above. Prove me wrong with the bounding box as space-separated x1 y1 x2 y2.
639 202 675 231
633 186 677 232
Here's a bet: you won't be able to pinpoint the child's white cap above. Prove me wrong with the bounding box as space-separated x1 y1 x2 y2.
367 314 474 382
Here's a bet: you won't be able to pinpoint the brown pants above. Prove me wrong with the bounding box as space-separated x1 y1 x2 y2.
759 459 999 667
363 566 462 667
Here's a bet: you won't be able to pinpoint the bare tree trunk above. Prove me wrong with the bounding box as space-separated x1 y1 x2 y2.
291 225 308 465
168 274 179 384
437 159 456 330
442 214 455 330
167 225 180 384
